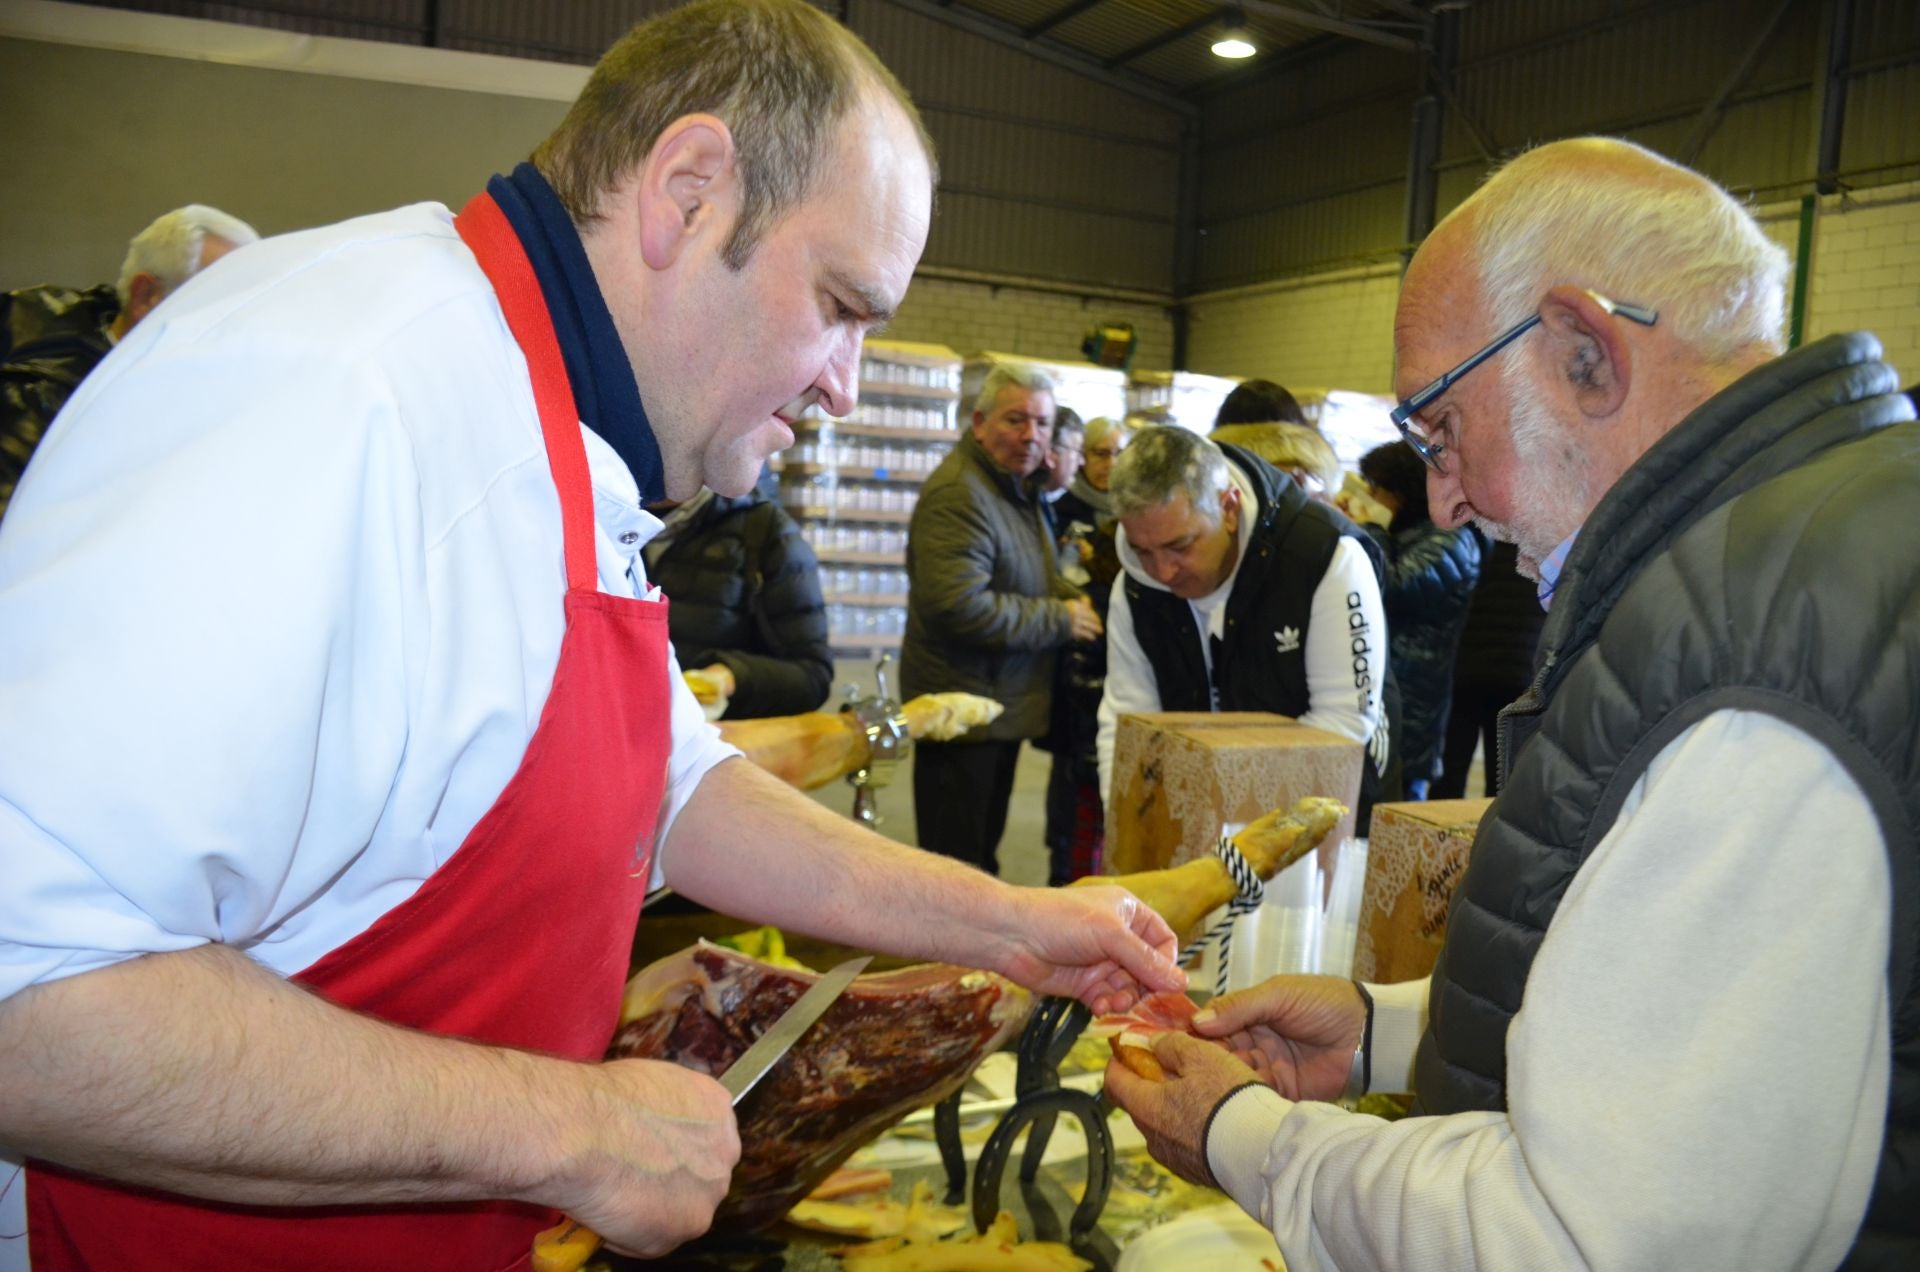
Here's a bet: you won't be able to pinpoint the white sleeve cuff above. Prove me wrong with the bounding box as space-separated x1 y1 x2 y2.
1205 1082 1294 1223
1363 977 1430 1095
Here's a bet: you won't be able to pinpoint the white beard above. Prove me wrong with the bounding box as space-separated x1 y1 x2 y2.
1473 363 1593 579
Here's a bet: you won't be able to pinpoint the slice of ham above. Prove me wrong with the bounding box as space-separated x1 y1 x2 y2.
1087 989 1200 1039
1092 991 1204 1081
610 942 1032 1230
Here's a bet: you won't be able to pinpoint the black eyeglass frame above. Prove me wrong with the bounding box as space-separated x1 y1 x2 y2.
1390 291 1659 472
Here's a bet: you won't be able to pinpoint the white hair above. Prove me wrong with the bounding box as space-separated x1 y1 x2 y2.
116 205 260 305
1470 138 1788 365
972 362 1056 417
1084 415 1132 451
1109 424 1231 525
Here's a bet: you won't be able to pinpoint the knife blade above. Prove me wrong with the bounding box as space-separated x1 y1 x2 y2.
718 954 871 1105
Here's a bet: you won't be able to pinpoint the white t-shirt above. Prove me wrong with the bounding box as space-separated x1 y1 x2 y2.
1205 709 1890 1271
1097 464 1388 804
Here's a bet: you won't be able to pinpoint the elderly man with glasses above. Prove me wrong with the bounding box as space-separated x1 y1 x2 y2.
1106 136 1919 1271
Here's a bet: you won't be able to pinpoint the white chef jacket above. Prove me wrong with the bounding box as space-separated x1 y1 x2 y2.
0 206 740 1257
1097 462 1388 804
1205 709 1890 1271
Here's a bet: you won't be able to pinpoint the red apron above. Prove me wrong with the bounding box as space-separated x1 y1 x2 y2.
26 191 674 1271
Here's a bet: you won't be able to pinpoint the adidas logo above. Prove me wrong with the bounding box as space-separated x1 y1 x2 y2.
1274 625 1302 654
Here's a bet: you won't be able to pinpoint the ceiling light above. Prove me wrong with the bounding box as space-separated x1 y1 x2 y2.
1211 12 1255 59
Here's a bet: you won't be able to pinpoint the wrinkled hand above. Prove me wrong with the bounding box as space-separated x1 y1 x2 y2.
1192 974 1366 1102
533 1058 740 1259
1064 596 1103 643
1104 1032 1260 1187
993 884 1184 1014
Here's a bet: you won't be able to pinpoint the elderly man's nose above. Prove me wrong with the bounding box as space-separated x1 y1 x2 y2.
1427 468 1472 529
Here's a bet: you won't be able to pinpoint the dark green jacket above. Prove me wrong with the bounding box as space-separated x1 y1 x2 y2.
2 284 118 523
901 430 1081 742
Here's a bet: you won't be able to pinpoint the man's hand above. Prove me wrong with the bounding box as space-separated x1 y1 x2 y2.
533 1058 740 1259
1104 1032 1260 1186
1064 596 1103 642
686 663 736 703
1191 974 1366 1102
989 884 1185 1014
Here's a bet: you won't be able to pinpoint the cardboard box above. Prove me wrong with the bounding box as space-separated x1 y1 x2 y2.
1107 712 1363 875
1352 798 1493 983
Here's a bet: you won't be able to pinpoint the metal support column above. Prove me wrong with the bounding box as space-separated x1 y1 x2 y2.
1173 119 1202 370
1402 9 1454 255
1807 0 1854 194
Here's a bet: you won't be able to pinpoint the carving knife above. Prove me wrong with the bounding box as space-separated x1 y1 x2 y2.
719 954 871 1105
530 958 874 1272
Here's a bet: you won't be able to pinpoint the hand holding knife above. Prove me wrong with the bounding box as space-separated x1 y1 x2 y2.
532 955 872 1272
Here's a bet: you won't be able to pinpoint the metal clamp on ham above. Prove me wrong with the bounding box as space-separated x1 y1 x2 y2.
842 654 911 826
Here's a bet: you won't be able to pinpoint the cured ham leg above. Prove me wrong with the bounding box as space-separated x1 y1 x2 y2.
610 943 1031 1230
1079 795 1346 947
716 692 1004 790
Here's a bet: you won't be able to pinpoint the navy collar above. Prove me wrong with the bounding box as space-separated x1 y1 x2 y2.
486 163 665 502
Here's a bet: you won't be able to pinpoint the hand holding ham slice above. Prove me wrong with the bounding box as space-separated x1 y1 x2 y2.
1094 991 1203 1081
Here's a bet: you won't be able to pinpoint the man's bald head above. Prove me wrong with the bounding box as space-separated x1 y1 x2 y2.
1420 137 1788 369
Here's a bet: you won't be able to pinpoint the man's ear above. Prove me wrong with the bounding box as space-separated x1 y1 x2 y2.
123 273 166 327
636 113 738 271
1537 285 1632 419
1220 482 1242 531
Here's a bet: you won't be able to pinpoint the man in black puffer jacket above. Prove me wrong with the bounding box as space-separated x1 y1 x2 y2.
644 483 832 719
1104 137 1917 1272
1353 440 1482 798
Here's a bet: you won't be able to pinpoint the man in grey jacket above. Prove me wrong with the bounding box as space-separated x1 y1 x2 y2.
902 363 1102 873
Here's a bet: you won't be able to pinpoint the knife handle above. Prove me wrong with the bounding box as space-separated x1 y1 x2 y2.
531 1218 602 1272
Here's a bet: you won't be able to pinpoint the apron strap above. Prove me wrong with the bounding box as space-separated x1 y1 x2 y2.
453 192 598 594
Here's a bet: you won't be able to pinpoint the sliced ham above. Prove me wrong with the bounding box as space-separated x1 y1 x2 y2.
611 943 1031 1230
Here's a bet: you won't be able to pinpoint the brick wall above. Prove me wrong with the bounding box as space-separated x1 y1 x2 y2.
887 274 1175 370
1182 264 1403 394
1801 180 1920 384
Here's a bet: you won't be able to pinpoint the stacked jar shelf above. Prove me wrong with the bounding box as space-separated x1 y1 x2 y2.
780 339 963 658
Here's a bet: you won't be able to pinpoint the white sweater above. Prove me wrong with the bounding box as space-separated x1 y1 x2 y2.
1204 709 1890 1271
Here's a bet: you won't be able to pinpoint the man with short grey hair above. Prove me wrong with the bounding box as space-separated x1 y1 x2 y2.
0 204 258 521
1106 136 1918 1271
903 362 1102 873
1096 424 1396 824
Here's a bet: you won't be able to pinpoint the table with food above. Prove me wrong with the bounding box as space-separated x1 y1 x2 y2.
532 796 1359 1272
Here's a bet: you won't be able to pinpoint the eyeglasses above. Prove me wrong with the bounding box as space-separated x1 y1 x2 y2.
1390 291 1658 473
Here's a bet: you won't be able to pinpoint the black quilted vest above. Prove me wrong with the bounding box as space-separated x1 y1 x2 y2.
1413 333 1920 1267
1123 445 1402 827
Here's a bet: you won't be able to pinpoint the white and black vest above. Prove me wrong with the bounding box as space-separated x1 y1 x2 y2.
1413 333 1920 1268
1123 445 1403 828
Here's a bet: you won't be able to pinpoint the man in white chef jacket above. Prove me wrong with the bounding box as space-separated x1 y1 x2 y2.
0 1 1187 1267
1105 136 1917 1271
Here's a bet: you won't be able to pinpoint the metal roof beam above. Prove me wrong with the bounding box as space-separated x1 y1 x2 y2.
1679 0 1796 164
877 0 1199 116
1105 8 1227 69
1023 0 1108 40
1239 0 1421 53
